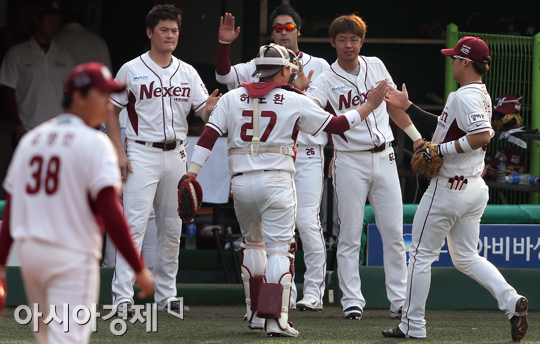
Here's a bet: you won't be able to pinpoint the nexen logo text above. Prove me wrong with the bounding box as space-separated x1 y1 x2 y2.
332 85 345 91
134 75 148 80
140 81 190 100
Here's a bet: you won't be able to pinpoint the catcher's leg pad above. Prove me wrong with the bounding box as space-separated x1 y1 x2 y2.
240 239 266 326
261 240 297 332
177 175 203 223
260 273 298 337
241 265 265 322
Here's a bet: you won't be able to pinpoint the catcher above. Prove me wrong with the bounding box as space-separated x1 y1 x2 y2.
382 36 528 342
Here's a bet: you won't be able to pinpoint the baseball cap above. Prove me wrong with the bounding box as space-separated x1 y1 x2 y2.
65 62 126 95
493 94 522 114
441 36 490 63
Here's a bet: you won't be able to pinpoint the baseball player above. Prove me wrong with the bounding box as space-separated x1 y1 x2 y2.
106 4 219 316
382 37 529 341
216 4 330 311
187 44 388 337
305 14 423 320
0 62 154 344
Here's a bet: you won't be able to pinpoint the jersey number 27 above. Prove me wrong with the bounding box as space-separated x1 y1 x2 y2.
240 110 277 142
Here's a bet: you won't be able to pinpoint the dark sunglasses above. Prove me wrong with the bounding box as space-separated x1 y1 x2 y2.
272 24 297 33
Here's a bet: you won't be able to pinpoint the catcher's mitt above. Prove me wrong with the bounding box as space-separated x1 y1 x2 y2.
492 112 523 130
177 175 203 224
411 141 443 177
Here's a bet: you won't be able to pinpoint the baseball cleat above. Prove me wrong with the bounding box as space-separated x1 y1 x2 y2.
248 317 264 330
343 306 362 320
382 326 420 339
116 301 135 318
296 296 323 312
510 297 528 341
390 307 403 319
168 300 190 313
266 320 299 337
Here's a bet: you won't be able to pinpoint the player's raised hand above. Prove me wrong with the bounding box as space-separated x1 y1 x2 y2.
135 268 154 299
293 62 314 91
384 83 412 111
365 79 388 108
219 13 241 43
206 89 221 110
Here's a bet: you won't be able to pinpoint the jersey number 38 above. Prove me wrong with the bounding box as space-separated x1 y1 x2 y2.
26 155 61 195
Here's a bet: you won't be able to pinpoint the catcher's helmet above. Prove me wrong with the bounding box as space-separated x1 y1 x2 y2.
252 44 299 78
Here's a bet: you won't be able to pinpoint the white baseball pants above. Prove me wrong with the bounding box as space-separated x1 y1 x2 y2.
112 142 186 310
294 145 326 304
399 176 524 338
333 147 407 313
19 239 99 344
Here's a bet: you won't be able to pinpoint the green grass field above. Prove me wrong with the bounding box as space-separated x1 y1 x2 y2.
0 305 537 343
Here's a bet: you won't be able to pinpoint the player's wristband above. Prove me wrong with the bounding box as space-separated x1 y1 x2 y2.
439 140 458 156
458 136 474 153
344 110 362 128
191 145 212 168
403 124 422 142
218 39 232 44
188 163 202 175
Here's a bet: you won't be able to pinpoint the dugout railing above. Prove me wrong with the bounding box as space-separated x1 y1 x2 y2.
445 24 540 204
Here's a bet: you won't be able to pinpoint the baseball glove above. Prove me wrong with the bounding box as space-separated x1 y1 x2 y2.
177 175 203 224
411 141 443 177
0 279 6 310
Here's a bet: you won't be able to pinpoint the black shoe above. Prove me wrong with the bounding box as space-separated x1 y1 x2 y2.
510 297 528 341
168 300 191 313
343 306 362 320
382 327 419 339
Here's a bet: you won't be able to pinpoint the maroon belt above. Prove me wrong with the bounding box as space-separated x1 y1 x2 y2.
233 170 275 177
135 140 182 151
369 142 389 153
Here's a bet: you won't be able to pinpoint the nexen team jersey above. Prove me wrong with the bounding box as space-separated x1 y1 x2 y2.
110 52 209 142
432 83 493 178
207 85 333 175
306 56 396 151
3 115 121 258
216 51 330 146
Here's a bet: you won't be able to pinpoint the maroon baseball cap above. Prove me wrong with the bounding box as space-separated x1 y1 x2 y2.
493 94 522 114
441 36 490 63
65 62 126 95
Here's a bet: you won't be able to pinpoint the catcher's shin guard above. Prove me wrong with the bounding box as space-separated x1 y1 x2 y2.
240 239 266 329
259 239 298 337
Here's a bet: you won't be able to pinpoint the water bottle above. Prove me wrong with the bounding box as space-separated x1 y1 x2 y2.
504 173 540 186
497 151 507 183
185 221 197 250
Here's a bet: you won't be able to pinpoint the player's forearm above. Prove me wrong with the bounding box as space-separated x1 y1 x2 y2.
0 194 14 266
197 107 211 123
405 103 439 132
387 105 422 142
96 187 144 273
216 42 232 76
188 127 220 175
105 106 125 153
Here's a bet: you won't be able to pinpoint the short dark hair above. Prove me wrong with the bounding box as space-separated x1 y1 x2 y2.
472 55 491 76
329 14 367 40
268 4 301 31
146 4 182 32
62 86 91 109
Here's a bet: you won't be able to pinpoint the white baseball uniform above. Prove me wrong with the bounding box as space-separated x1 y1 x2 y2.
0 37 74 130
194 82 336 333
306 56 407 314
216 49 330 306
1 114 125 343
110 52 209 310
398 83 525 338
